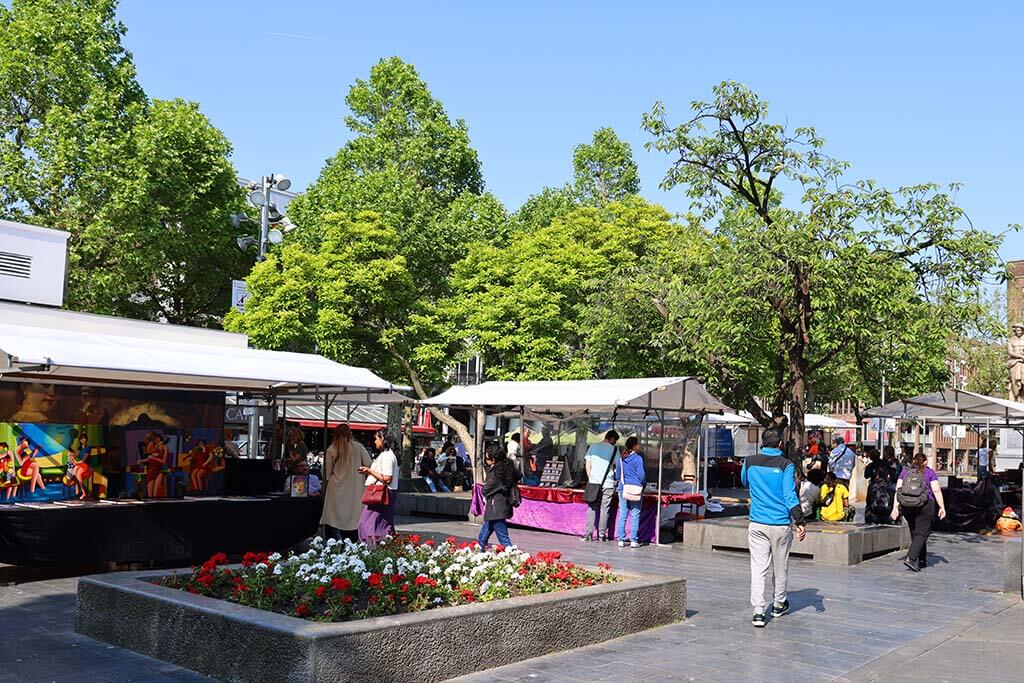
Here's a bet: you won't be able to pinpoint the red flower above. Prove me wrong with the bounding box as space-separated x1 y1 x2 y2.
409 534 421 544
424 539 436 547
186 586 198 594
294 603 309 617
368 573 384 588
460 589 476 602
315 585 327 598
446 536 457 545
390 574 406 585
342 595 355 605
263 587 275 597
368 595 379 605
401 583 410 593
331 577 352 591
597 562 611 571
196 573 214 587
536 551 562 563
493 544 505 553
210 552 229 565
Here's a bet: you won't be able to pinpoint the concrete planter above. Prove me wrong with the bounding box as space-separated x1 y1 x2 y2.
76 569 686 682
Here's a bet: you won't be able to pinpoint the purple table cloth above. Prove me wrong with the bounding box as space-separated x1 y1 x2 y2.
471 484 663 542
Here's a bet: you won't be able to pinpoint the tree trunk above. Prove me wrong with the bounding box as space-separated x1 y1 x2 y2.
388 346 477 459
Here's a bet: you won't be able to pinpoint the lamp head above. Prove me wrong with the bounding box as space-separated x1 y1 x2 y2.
273 174 291 192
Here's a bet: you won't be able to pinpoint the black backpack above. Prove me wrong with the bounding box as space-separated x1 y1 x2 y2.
897 469 929 508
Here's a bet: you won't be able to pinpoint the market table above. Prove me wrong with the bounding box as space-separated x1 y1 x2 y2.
470 484 704 543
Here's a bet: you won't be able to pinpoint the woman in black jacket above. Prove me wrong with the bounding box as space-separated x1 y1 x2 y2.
477 449 521 549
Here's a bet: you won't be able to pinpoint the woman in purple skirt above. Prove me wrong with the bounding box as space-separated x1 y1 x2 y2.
357 431 399 543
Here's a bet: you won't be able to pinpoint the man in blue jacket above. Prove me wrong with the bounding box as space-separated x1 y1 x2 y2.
741 429 806 628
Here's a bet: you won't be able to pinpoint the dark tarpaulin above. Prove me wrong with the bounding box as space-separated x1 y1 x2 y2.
0 497 322 566
934 477 1003 533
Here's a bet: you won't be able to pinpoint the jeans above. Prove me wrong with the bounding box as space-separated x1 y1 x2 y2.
584 487 616 539
615 497 642 542
748 522 794 613
423 475 450 493
903 498 936 566
478 519 512 548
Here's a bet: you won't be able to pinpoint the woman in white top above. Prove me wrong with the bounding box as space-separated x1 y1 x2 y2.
357 430 400 543
320 424 372 542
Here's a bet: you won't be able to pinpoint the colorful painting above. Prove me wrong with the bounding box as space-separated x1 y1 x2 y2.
0 381 225 503
0 423 110 502
180 429 226 495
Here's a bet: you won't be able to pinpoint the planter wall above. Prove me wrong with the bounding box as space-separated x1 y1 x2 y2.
76 569 686 682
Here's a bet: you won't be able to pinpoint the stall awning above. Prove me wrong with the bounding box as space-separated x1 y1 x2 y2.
864 389 1024 425
284 404 434 434
0 325 396 396
422 377 728 415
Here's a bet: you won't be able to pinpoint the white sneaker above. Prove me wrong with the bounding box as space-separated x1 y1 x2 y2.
617 540 625 548
630 541 639 549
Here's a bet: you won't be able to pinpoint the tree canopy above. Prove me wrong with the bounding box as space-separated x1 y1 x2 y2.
617 81 1004 443
0 0 247 325
287 57 504 297
572 127 640 206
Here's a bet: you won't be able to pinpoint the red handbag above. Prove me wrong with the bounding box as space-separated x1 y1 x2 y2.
361 484 390 506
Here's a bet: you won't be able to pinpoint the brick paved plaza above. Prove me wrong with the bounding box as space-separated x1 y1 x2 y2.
0 517 1020 682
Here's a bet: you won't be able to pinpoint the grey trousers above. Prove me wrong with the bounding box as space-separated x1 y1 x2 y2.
748 521 793 612
584 487 616 539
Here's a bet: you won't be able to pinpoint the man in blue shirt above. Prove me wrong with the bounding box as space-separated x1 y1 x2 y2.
741 429 806 628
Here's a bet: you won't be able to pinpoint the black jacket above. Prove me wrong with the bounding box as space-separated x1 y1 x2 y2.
482 460 521 521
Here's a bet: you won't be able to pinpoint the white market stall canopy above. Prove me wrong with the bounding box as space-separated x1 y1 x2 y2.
0 321 397 398
804 413 858 429
864 389 1024 426
422 377 729 415
707 411 758 426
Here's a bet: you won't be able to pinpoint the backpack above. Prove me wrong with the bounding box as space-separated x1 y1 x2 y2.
508 483 522 508
897 469 929 508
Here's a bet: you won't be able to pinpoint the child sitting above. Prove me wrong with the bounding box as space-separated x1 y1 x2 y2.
819 472 851 522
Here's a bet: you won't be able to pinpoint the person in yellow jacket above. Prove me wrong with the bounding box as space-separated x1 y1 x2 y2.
819 472 850 522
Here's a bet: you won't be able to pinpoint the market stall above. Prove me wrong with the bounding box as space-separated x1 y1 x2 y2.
423 377 730 544
0 302 402 565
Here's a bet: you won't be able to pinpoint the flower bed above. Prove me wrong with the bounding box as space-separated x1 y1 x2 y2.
160 535 619 622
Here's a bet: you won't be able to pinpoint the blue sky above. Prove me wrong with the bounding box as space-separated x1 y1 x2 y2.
119 1 1024 259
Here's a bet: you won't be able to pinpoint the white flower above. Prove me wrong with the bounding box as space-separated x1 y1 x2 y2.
272 565 283 576
267 552 282 562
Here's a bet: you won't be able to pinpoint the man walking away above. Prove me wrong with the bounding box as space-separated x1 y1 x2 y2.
828 436 856 487
742 429 806 628
582 430 619 542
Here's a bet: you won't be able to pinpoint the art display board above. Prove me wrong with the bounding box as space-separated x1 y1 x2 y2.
0 381 224 503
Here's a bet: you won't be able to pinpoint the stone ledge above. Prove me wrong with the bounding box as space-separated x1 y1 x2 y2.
682 516 910 565
1007 538 1022 597
76 568 686 682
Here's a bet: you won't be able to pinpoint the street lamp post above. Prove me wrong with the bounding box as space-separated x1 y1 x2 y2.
236 173 293 261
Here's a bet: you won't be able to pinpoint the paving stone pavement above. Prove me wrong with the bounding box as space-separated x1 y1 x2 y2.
0 516 1018 682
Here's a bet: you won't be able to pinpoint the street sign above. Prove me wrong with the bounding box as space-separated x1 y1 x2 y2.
231 279 248 312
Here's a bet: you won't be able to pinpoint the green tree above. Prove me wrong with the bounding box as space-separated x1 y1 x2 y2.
0 0 145 226
445 198 683 380
572 127 640 205
288 57 502 296
626 82 1003 446
0 0 247 326
276 57 510 447
508 185 577 234
72 99 247 324
225 210 467 439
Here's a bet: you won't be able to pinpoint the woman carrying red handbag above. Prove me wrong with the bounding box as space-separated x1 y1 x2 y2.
358 431 400 543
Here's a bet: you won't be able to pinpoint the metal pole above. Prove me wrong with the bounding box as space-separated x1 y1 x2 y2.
258 175 270 261
656 409 665 546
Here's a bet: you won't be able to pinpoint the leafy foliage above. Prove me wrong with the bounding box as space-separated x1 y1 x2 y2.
572 127 640 205
0 0 247 325
626 82 1003 440
446 198 683 380
287 57 502 297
